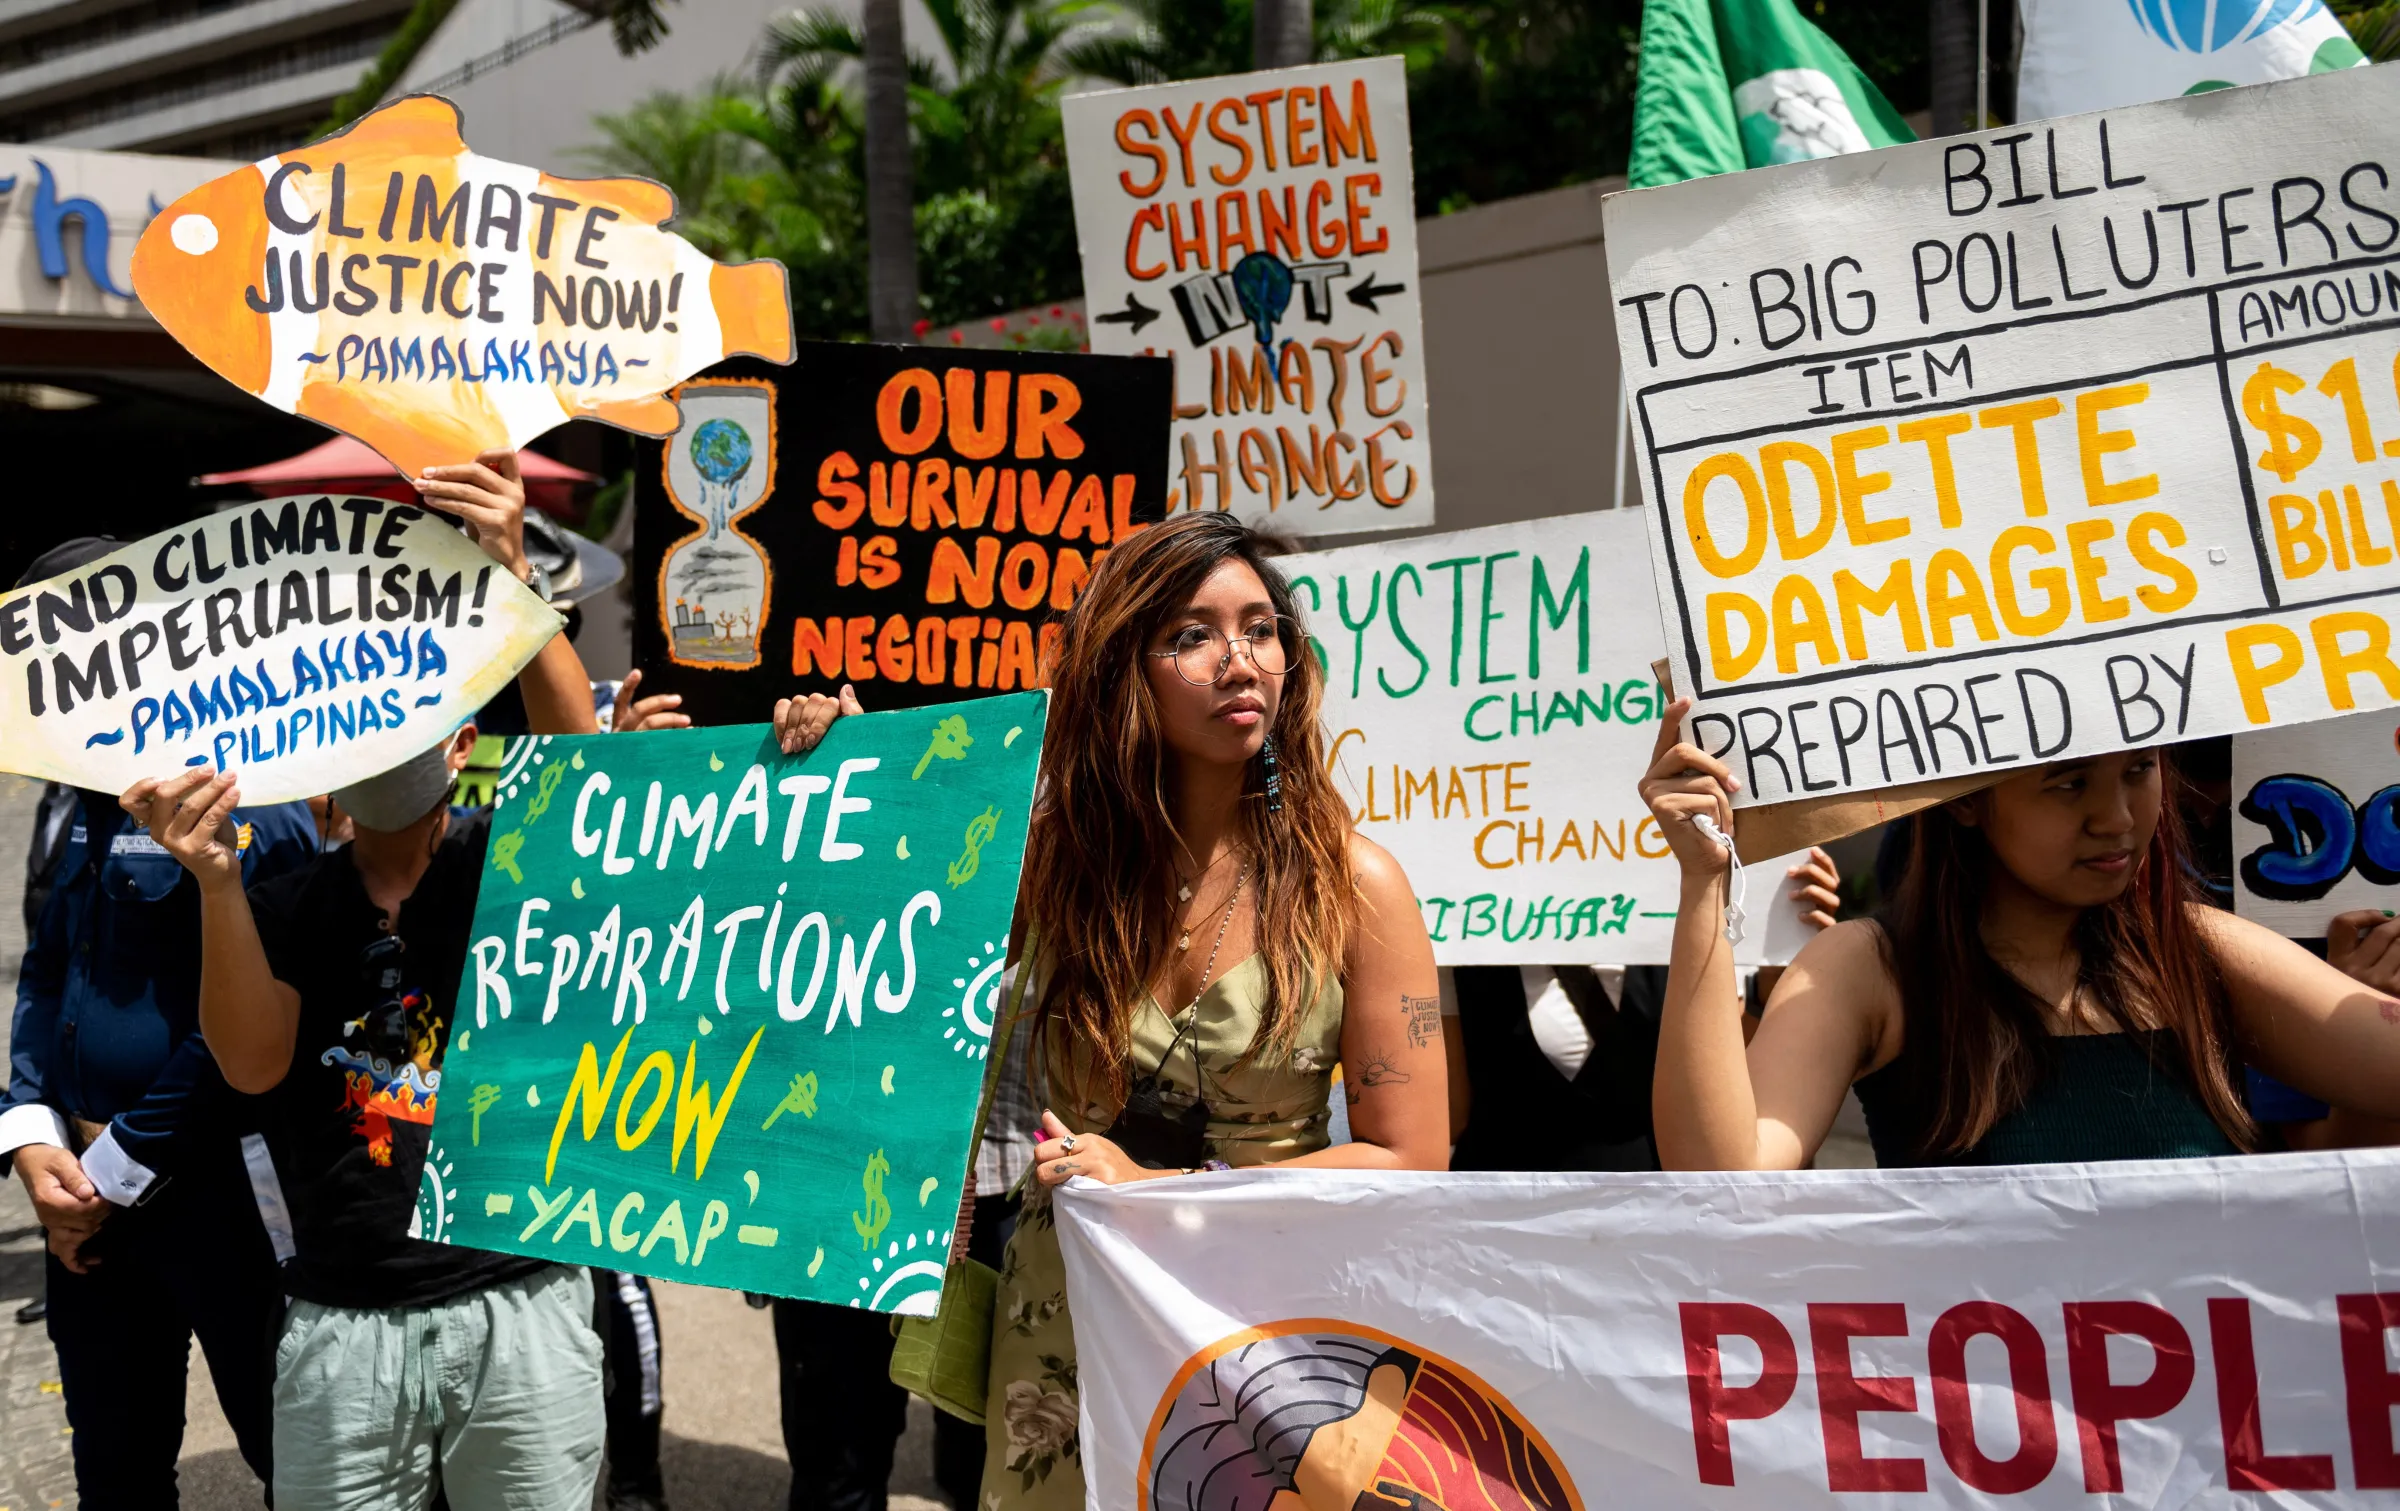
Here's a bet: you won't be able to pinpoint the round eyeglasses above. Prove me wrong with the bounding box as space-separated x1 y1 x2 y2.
1149 615 1297 686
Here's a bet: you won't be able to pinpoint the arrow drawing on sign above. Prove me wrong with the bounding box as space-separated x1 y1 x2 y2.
1346 277 1407 313
1095 292 1160 333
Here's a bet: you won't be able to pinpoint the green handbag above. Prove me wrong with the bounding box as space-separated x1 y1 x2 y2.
888 935 1034 1425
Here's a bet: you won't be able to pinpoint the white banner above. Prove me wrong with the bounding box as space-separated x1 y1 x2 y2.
1285 510 1812 964
0 496 559 802
1603 65 2400 810
1058 1154 2400 1510
2233 706 2400 935
1064 57 1432 535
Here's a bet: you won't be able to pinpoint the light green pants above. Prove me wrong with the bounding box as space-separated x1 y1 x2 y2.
272 1266 606 1511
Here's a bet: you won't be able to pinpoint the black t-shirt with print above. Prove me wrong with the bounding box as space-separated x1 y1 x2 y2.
248 807 551 1309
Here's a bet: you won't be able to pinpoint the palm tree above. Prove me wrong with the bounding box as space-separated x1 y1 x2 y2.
862 0 919 341
1255 0 1310 67
1926 0 1975 135
764 0 1095 332
1066 0 1436 86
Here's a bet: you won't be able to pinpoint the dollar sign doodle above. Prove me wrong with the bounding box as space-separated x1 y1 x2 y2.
2242 361 2323 485
523 759 568 823
948 805 1001 889
852 1149 892 1249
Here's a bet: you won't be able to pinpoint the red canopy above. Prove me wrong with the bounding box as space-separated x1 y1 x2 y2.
199 434 596 517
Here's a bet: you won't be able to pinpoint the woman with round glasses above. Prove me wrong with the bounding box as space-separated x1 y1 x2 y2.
980 512 1450 1509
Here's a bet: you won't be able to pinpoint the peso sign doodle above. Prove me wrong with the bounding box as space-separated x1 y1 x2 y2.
1287 511 1813 964
1604 65 2400 807
0 498 558 802
1064 57 1433 534
131 95 794 478
428 694 1045 1305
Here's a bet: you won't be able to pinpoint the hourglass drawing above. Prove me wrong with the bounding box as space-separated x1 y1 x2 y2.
658 377 777 670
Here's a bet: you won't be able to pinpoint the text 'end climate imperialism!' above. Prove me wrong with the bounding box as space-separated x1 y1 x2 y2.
0 498 559 803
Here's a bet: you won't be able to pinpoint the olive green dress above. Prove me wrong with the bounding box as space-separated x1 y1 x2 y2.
979 954 1343 1509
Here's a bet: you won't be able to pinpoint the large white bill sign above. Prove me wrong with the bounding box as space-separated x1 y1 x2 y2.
1057 1153 2400 1510
1604 65 2400 809
0 497 559 802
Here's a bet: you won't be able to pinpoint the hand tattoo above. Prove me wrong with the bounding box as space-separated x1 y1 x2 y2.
1404 994 1441 1048
2383 1000 2399 1026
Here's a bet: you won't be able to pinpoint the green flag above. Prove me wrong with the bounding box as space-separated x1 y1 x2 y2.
1630 0 1915 190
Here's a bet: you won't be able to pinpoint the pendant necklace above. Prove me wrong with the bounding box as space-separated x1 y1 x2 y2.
1175 855 1242 953
1171 850 1229 942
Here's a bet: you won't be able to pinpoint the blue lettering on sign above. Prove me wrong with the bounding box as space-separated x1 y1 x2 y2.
1 162 139 300
2237 772 2400 902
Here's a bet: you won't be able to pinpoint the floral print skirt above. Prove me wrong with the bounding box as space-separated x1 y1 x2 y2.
979 1185 1082 1508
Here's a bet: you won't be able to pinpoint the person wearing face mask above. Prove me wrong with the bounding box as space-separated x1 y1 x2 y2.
118 452 626 1511
0 534 321 1505
976 513 1451 1511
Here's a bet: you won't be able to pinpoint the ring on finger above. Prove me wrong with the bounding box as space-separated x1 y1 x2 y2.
1059 1135 1077 1153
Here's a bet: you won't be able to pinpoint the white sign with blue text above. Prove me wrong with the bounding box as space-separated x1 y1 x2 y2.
0 496 560 803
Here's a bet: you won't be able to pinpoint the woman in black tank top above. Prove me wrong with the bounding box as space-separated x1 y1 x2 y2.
1637 702 2400 1170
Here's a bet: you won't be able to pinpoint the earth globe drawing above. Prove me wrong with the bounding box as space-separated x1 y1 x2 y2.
2127 0 2323 51
690 418 755 537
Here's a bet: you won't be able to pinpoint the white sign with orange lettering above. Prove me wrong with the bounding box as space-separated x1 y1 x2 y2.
1604 65 2400 808
1064 57 1432 535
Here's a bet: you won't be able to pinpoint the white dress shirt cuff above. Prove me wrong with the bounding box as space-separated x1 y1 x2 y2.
0 1102 71 1158
78 1125 159 1206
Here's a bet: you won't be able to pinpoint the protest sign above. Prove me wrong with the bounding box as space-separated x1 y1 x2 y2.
427 693 1045 1306
2232 706 2400 936
1604 65 2400 813
1058 1151 2400 1510
629 345 1169 724
0 497 558 803
1063 57 1432 534
1285 511 1813 963
131 95 794 480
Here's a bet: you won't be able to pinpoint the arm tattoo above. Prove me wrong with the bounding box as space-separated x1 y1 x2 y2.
1356 1049 1410 1088
1404 994 1441 1048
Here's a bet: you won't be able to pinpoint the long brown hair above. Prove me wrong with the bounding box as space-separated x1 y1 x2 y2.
1021 513 1355 1106
1876 752 2255 1158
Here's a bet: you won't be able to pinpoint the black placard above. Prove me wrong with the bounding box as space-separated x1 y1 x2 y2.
631 342 1171 724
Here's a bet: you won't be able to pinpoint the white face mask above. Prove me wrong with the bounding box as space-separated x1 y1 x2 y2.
330 743 458 833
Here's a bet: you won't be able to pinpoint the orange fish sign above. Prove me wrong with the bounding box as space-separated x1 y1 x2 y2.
132 95 794 479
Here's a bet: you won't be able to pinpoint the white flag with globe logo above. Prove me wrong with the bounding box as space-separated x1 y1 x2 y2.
2020 0 2365 122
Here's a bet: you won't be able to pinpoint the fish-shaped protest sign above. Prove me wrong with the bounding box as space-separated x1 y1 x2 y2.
132 95 794 479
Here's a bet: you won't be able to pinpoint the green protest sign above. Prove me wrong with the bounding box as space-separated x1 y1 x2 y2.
427 692 1045 1309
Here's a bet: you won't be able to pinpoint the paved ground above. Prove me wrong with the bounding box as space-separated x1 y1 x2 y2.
0 776 946 1511
0 771 1869 1510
